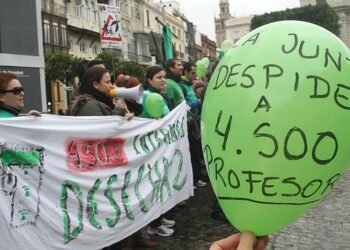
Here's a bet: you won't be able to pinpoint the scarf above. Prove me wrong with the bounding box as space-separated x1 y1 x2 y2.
80 85 115 109
0 105 20 116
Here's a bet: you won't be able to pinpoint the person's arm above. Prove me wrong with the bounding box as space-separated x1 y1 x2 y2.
210 232 268 250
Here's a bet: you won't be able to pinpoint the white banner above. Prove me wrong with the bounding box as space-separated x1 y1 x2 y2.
0 103 193 250
98 4 122 49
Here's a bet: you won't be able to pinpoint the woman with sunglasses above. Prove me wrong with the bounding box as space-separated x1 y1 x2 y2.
0 73 41 118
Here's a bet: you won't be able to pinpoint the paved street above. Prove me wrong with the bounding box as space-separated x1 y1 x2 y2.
268 168 350 250
135 168 350 250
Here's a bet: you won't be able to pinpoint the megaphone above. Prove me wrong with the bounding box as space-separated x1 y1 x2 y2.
109 84 144 102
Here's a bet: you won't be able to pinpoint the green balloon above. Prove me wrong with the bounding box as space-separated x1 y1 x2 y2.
201 21 350 236
196 60 207 77
145 93 164 118
202 57 210 68
221 39 232 52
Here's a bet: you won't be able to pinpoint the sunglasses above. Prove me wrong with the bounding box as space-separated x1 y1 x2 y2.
0 87 24 95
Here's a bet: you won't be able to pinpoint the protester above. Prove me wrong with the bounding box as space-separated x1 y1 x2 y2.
115 70 130 87
141 65 175 237
57 109 65 115
115 72 143 117
71 67 131 249
210 232 269 250
70 67 127 117
142 65 170 119
87 58 105 69
180 62 201 114
180 62 207 189
70 66 148 249
193 80 205 100
0 73 41 117
164 58 185 109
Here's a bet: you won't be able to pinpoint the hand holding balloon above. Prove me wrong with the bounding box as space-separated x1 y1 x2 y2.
202 21 350 235
210 232 269 250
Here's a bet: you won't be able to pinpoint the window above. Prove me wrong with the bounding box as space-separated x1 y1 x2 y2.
92 45 98 55
43 20 51 43
233 31 240 44
61 24 67 47
68 39 72 50
134 3 140 21
79 42 86 52
74 0 82 17
74 5 81 17
45 0 53 12
316 0 326 4
86 6 92 20
53 22 59 45
91 1 98 21
146 10 150 27
120 0 128 15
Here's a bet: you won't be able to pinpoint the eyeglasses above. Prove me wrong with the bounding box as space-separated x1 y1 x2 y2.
0 87 24 95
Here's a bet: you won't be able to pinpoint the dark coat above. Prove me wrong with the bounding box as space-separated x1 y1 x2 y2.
70 94 125 116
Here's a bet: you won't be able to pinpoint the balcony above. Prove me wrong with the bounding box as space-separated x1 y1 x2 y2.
138 55 151 64
128 51 138 61
42 0 67 18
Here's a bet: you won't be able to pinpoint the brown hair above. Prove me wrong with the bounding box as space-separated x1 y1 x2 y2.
144 66 164 89
0 73 18 92
79 67 109 94
164 58 179 75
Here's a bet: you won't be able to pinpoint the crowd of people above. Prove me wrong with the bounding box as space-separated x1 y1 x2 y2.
0 57 268 250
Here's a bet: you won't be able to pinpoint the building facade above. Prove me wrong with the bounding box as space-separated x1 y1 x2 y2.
1 0 47 112
41 0 69 55
214 0 232 48
225 15 253 44
59 0 190 63
200 35 217 61
159 1 188 61
215 0 251 47
185 20 197 62
66 0 101 60
300 0 350 48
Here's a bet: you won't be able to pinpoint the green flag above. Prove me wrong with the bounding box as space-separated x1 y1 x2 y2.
163 25 173 60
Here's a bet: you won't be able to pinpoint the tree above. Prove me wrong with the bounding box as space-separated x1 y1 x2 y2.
97 50 146 81
45 51 81 84
251 4 340 36
97 49 121 74
117 61 146 81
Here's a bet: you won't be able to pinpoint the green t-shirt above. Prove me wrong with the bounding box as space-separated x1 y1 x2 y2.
166 78 185 109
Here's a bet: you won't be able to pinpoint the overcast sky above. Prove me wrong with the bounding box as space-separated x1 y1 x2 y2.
173 0 300 40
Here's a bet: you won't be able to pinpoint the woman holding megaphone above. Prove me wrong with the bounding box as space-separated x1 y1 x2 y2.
71 67 131 118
